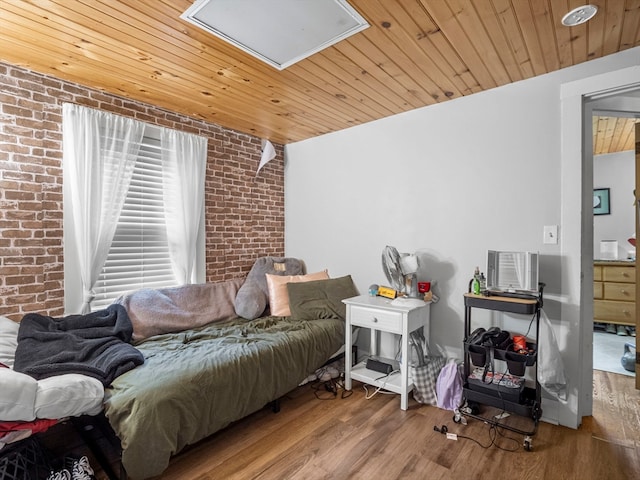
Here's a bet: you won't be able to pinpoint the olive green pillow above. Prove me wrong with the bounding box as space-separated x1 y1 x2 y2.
286 275 359 321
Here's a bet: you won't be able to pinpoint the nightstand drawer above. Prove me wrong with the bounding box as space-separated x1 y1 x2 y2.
603 282 636 302
349 306 402 333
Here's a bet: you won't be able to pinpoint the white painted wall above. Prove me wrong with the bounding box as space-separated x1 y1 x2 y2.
284 46 640 428
593 151 636 260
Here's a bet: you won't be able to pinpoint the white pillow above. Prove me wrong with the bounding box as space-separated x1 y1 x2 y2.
35 374 104 419
0 367 37 421
0 316 19 368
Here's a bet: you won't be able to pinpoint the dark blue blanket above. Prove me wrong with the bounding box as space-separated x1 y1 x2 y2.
13 304 144 386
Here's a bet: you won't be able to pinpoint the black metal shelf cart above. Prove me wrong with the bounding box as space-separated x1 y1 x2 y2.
455 285 545 451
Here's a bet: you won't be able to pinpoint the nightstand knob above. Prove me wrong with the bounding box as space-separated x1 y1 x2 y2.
372 317 378 323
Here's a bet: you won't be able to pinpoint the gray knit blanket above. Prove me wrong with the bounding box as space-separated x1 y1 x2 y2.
13 304 144 386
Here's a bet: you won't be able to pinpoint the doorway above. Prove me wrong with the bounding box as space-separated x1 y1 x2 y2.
591 112 637 377
559 66 640 428
588 91 640 384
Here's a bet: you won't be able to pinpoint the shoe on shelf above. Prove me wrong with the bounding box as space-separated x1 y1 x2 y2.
605 323 617 334
626 326 636 337
616 325 627 336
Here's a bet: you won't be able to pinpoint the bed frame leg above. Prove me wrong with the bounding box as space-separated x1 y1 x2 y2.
270 398 281 413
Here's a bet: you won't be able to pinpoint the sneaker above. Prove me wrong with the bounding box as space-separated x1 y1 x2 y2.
616 325 627 336
605 323 617 334
626 326 636 337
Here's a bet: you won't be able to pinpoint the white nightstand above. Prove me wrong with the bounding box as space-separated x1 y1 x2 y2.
343 295 431 410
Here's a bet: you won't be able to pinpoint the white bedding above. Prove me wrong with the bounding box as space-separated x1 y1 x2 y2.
0 316 104 422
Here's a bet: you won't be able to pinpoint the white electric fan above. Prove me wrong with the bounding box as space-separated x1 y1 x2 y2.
382 245 404 293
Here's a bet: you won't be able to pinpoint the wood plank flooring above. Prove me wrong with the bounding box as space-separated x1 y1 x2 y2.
153 370 639 480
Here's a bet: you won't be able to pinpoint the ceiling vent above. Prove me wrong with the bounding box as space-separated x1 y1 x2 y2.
181 0 369 70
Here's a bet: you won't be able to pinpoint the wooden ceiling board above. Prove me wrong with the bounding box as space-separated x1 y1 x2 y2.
593 117 639 155
619 0 640 49
420 0 497 90
1 0 639 147
601 0 626 56
473 0 525 83
2 2 282 118
368 0 467 98
396 0 481 94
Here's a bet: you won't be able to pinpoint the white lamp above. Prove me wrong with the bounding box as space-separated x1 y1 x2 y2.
399 254 419 298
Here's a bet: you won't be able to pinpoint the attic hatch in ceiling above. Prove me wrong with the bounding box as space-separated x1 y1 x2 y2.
181 0 369 70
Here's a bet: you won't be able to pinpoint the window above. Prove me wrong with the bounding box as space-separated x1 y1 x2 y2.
91 134 178 311
62 104 206 314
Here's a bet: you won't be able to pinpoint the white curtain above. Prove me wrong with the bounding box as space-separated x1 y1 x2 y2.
160 129 207 284
63 104 144 313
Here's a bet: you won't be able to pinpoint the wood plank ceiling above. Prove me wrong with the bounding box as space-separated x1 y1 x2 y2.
1 0 639 150
593 116 639 155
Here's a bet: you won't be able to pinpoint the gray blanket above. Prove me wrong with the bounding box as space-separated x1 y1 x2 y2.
13 304 143 386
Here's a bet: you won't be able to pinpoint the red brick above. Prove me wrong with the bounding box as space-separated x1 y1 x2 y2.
0 60 285 316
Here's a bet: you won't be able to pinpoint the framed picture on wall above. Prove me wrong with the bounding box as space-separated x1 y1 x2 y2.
593 188 610 215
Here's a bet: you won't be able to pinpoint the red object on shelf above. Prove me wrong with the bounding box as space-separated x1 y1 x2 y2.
513 334 527 352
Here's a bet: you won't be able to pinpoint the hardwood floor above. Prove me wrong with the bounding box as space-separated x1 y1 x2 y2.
153 370 639 480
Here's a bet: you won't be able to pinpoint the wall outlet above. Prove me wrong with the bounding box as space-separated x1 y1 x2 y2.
544 225 558 244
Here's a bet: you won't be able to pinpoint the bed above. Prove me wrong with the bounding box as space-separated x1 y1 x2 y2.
103 272 357 479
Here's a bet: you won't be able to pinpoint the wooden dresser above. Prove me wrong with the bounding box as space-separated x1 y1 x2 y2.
593 260 636 326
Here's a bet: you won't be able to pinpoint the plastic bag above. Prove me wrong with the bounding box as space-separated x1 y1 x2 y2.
436 360 463 411
538 310 567 401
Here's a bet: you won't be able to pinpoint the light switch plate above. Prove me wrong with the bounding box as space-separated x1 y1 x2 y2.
544 225 558 244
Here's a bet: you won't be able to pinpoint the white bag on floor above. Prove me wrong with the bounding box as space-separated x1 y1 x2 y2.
538 310 567 401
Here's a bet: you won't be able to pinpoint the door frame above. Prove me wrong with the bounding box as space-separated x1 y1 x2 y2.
636 123 640 390
561 66 640 428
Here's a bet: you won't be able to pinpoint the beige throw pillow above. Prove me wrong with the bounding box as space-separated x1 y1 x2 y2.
266 270 329 316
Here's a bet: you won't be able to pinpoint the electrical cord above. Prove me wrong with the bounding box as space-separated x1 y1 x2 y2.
523 310 537 338
456 297 541 452
363 370 400 399
309 365 352 400
434 422 520 451
310 377 353 400
491 424 521 452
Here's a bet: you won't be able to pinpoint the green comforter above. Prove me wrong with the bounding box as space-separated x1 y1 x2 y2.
103 315 344 479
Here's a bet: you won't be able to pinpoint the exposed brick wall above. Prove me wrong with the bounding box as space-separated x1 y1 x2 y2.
0 61 284 320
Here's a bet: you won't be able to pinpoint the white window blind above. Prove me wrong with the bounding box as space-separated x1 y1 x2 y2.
91 135 178 310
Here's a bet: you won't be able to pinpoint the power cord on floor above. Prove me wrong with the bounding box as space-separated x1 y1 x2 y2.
309 374 352 400
433 422 520 451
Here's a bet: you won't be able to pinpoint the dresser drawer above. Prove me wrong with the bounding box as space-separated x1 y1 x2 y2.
594 281 603 299
594 265 602 281
603 282 636 302
602 266 635 283
349 305 402 333
594 299 636 324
